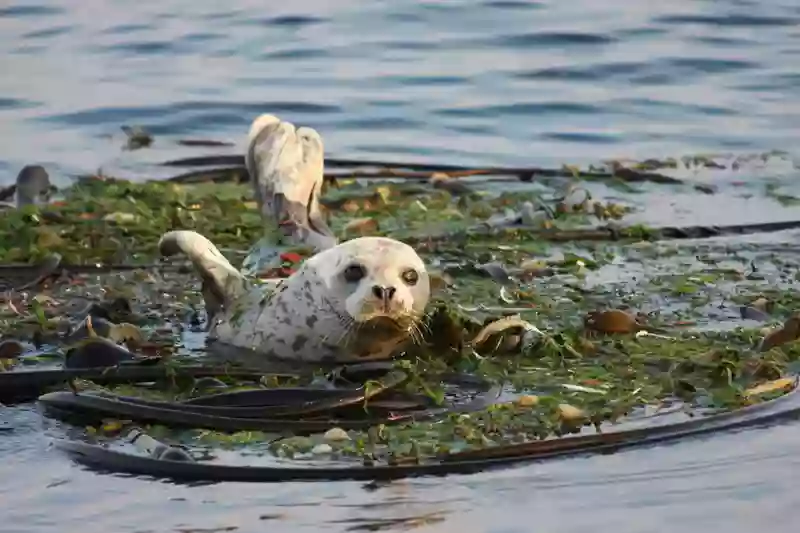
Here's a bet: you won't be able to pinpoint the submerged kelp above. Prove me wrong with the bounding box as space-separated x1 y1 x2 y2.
3 171 800 467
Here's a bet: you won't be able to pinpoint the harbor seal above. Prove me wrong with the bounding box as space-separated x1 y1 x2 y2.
157 113 430 362
159 230 430 362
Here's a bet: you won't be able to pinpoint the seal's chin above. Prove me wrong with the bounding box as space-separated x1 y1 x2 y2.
354 314 411 336
340 313 418 360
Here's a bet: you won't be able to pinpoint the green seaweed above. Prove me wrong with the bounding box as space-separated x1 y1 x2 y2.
3 173 800 466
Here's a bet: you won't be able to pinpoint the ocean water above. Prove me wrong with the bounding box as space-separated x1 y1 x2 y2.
1 1 800 532
0 0 798 183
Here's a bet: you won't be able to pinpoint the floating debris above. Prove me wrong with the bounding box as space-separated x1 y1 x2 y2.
584 309 640 335
515 394 539 407
759 315 800 352
121 125 153 150
2 159 800 479
323 428 351 442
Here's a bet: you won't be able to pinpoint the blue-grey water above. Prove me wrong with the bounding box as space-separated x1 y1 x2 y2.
1 0 799 184
2 1 800 532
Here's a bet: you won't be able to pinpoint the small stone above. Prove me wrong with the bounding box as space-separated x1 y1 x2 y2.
0 339 25 359
558 403 587 422
311 443 333 455
102 212 140 224
515 394 539 407
323 427 351 442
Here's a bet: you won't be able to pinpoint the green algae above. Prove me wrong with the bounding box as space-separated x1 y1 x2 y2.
4 173 800 466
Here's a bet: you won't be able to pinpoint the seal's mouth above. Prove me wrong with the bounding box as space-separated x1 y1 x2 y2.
340 314 422 359
356 315 410 334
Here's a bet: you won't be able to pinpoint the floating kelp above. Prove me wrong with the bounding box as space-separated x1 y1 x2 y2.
50 376 800 483
2 165 800 482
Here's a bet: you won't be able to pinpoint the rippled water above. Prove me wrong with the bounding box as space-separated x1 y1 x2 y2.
2 1 800 532
1 0 799 184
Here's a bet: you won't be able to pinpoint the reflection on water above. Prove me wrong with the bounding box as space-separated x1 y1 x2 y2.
1 0 800 531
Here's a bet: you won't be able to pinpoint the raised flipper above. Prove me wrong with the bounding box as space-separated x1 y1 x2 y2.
158 230 249 321
242 114 338 276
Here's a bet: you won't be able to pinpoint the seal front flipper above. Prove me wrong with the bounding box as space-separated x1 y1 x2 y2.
158 230 249 320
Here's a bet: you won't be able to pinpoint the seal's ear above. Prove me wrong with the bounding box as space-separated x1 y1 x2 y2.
159 231 248 314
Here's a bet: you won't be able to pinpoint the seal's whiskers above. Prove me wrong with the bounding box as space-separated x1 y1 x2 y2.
407 321 425 346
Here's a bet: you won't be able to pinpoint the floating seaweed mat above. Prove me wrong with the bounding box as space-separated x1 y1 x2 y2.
37 369 500 433
50 377 800 483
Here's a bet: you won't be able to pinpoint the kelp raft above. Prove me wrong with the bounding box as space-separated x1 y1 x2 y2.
3 163 800 483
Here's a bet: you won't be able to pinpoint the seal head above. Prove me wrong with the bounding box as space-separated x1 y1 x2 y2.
309 236 430 352
328 238 427 320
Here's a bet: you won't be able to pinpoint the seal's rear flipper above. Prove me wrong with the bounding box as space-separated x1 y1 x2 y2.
245 114 337 254
159 231 248 318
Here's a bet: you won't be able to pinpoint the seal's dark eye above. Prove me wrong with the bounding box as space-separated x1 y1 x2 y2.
401 268 419 286
342 264 366 283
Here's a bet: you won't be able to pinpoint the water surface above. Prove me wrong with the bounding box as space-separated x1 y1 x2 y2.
0 0 798 183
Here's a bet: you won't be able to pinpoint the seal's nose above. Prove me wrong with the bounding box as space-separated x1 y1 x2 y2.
372 285 396 302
